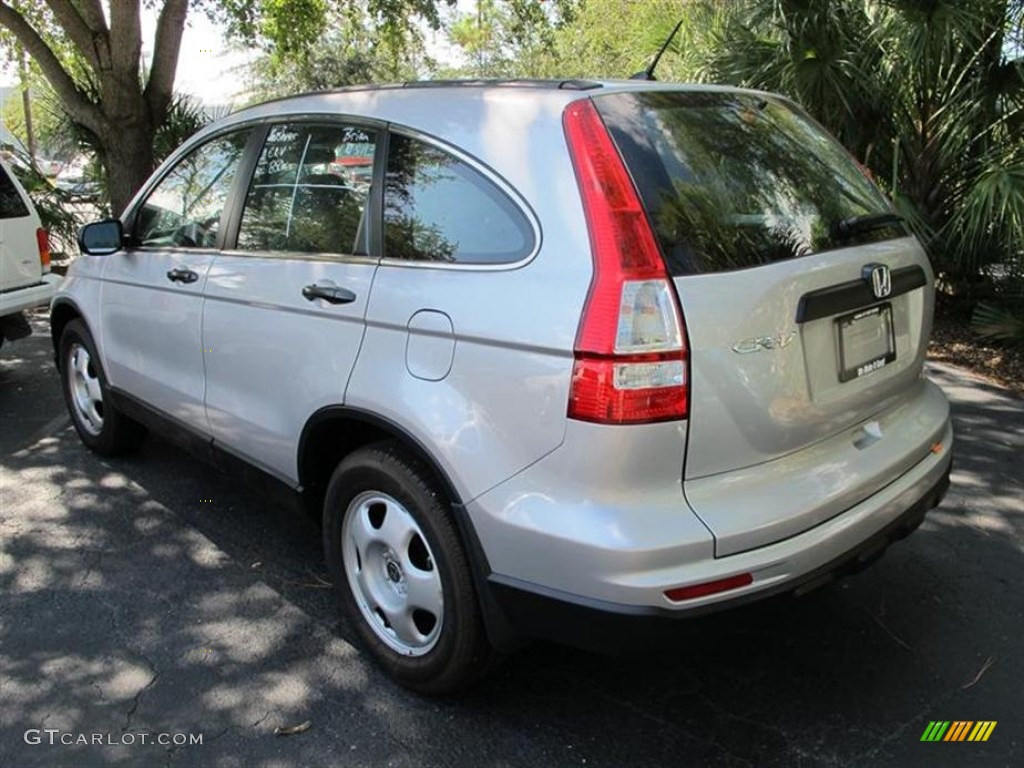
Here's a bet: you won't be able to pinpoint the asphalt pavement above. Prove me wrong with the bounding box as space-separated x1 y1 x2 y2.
1 309 1021 767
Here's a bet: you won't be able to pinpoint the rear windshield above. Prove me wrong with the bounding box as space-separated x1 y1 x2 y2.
0 164 29 219
594 91 904 275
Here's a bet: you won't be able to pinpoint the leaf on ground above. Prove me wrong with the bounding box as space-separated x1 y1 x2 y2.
275 720 312 736
962 656 996 689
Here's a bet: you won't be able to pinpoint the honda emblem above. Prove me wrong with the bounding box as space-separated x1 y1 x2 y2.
863 264 892 299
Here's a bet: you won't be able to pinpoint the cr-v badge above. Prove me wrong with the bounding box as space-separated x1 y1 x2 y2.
732 331 797 354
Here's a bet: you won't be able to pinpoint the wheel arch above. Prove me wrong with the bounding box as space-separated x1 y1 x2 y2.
50 298 85 369
298 405 464 512
298 406 523 651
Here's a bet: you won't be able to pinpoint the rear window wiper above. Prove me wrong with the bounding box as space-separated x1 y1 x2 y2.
833 212 904 239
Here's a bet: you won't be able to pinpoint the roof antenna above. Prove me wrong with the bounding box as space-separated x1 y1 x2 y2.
631 19 684 81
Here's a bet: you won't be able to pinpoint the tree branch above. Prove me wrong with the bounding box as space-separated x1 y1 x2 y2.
0 2 104 133
75 0 109 34
145 0 189 120
108 0 142 81
42 0 101 69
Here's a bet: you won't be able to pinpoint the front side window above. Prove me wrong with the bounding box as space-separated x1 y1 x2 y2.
237 123 377 256
135 131 250 248
383 134 533 264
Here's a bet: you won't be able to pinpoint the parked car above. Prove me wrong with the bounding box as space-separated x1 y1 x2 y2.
53 80 953 693
0 158 58 349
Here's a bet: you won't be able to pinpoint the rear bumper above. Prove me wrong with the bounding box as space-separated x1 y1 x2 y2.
486 449 951 652
0 273 60 317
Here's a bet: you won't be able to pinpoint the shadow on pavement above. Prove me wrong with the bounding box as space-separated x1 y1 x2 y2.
0 343 1020 767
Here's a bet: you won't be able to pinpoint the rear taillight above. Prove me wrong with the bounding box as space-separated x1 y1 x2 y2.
36 228 51 273
563 99 688 424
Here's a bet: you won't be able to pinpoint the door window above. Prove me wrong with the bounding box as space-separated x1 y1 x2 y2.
237 124 377 256
383 134 534 264
135 131 250 248
0 164 29 219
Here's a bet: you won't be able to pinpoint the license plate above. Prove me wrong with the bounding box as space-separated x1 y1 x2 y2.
837 303 896 382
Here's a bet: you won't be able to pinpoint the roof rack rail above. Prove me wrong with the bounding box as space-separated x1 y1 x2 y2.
235 79 604 114
400 79 603 91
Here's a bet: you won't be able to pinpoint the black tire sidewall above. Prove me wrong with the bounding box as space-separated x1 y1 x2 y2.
323 444 489 693
59 319 125 455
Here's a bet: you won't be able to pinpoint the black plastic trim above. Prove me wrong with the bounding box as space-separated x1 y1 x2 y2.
49 297 85 365
797 265 928 323
297 405 522 650
487 457 951 654
400 78 603 91
0 280 44 294
241 79 603 113
220 125 270 251
106 387 298 486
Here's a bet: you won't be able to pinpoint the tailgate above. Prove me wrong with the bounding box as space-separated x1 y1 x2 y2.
593 86 942 552
674 236 934 479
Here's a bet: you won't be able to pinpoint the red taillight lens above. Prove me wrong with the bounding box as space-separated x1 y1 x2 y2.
563 99 688 424
36 228 51 273
664 573 753 602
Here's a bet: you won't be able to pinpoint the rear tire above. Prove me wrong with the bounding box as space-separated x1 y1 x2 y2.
59 319 146 456
323 441 495 694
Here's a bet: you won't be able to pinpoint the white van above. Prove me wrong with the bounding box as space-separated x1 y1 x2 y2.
0 157 59 348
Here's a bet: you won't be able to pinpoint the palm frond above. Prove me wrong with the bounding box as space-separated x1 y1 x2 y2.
972 301 1024 343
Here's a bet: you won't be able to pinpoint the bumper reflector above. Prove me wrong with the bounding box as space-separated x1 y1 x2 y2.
664 573 753 602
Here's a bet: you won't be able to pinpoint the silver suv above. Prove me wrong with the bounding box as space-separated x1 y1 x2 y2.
54 80 953 693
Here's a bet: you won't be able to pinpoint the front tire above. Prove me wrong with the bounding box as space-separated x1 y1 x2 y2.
59 319 145 456
323 441 495 694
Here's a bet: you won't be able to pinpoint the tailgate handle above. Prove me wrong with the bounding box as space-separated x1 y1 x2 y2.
796 265 927 323
302 284 356 305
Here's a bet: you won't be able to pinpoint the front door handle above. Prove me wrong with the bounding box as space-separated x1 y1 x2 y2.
302 284 357 305
166 268 199 284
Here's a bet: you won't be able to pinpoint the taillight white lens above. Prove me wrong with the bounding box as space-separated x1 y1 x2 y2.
563 98 689 424
613 360 685 390
616 279 683 353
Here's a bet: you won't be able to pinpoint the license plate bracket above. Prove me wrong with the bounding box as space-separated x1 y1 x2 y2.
837 303 896 382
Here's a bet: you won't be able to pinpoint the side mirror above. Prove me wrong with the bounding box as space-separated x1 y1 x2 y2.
78 219 124 256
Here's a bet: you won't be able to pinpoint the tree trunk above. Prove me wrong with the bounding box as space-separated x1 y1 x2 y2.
19 52 35 167
101 123 155 217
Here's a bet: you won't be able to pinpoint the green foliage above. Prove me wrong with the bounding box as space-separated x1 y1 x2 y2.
220 0 454 69
444 0 577 77
261 0 329 59
972 301 1024 343
239 0 469 99
246 11 430 98
514 0 691 80
685 0 1024 305
153 94 212 165
8 157 84 258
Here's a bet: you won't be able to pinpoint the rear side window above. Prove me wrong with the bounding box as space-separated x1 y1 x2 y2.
0 164 29 219
383 133 533 264
238 123 377 256
594 92 903 275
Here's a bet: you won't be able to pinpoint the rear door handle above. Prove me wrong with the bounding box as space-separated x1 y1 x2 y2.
166 268 199 284
302 284 357 305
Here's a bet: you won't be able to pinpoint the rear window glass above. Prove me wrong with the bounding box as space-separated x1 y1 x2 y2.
383 133 534 265
594 92 904 275
0 164 30 219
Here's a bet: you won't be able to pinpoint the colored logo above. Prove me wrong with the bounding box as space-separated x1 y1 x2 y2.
920 721 997 742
